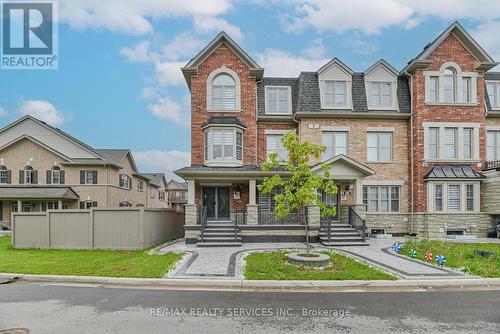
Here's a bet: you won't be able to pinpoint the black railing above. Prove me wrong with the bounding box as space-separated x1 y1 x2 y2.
484 160 500 171
258 210 305 225
198 206 208 242
348 206 366 242
233 208 246 226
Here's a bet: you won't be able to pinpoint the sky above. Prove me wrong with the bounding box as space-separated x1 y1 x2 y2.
1 0 500 180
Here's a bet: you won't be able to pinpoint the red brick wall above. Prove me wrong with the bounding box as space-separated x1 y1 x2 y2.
256 123 297 165
411 34 487 213
190 43 257 165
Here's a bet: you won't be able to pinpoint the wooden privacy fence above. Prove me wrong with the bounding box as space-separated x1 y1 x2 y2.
11 208 184 250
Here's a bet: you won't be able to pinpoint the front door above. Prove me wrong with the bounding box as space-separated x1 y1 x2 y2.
202 186 230 221
322 191 339 221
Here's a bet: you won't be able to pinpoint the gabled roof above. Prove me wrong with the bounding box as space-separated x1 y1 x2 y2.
182 31 263 88
167 180 188 190
142 173 167 188
94 149 140 173
311 154 376 176
317 57 353 75
0 186 80 200
364 59 399 76
403 21 497 74
0 134 73 162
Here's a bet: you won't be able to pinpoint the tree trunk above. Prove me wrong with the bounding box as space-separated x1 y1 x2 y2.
303 205 310 255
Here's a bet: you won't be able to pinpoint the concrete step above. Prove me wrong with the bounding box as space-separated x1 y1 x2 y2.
320 236 364 242
202 231 240 236
198 237 242 242
203 229 239 233
319 231 360 237
321 241 369 247
320 224 352 228
197 241 242 247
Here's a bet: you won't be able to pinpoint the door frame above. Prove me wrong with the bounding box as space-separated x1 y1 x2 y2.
322 190 340 221
202 186 231 221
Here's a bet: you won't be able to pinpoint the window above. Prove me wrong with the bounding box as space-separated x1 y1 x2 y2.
428 127 439 159
322 131 347 159
443 68 456 103
119 174 130 189
370 82 391 107
137 180 143 191
367 132 392 162
21 166 37 184
462 77 471 103
363 186 400 213
119 201 132 207
80 201 97 209
266 134 287 160
48 166 64 185
434 185 443 212
324 81 346 107
211 74 236 110
81 170 97 185
149 187 156 198
463 128 473 159
487 131 500 161
487 81 500 108
266 87 291 114
204 128 243 165
429 76 439 102
159 191 166 201
41 201 59 211
466 184 475 212
443 128 457 159
0 166 10 184
447 184 461 212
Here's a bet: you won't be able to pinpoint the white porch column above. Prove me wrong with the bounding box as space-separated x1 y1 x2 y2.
249 179 256 205
187 179 195 205
354 178 364 205
17 200 22 212
58 200 63 210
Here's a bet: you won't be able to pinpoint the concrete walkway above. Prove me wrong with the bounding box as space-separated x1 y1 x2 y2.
158 238 471 280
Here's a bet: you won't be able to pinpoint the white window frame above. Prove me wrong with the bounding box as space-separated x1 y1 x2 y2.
206 68 241 112
423 123 480 162
51 169 61 184
427 182 479 213
264 86 292 115
0 169 8 184
120 174 130 189
84 171 96 185
266 134 288 161
149 187 157 198
486 81 500 110
366 131 393 163
363 185 400 213
204 127 244 167
323 80 348 108
137 180 144 191
487 130 500 161
424 62 478 105
369 82 392 108
321 131 348 160
24 169 34 184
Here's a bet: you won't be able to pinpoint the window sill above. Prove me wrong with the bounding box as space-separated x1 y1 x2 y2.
264 111 292 116
424 159 480 164
425 102 479 107
366 161 396 164
205 160 243 167
321 106 353 110
427 211 481 214
207 109 241 113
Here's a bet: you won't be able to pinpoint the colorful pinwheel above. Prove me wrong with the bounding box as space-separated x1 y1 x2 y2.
391 242 402 253
408 249 417 258
424 252 433 261
435 255 446 266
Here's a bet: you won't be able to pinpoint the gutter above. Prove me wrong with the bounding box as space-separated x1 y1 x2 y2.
294 112 410 120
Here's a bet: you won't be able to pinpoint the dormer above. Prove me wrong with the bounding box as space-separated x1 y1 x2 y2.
364 60 399 111
317 58 353 110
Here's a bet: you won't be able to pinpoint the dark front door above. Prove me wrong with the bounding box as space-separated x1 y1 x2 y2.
202 186 230 221
322 191 339 221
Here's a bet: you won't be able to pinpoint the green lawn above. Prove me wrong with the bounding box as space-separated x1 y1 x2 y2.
244 250 396 280
400 239 500 278
0 236 183 278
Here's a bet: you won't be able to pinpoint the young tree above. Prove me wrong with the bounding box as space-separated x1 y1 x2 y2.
258 131 337 254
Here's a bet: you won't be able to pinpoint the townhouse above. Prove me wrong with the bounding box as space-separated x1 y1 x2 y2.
0 115 168 228
176 22 500 246
166 180 188 212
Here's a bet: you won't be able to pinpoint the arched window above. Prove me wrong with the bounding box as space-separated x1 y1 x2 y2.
443 67 456 103
48 165 63 184
21 165 37 184
212 73 236 110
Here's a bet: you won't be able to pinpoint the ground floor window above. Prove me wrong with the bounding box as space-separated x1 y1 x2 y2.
80 201 98 209
41 201 59 211
427 182 479 213
119 201 132 207
363 186 400 213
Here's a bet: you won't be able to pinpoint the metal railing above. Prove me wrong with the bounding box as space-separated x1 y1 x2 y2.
484 160 500 170
320 218 333 243
198 206 208 242
258 210 305 225
348 206 366 242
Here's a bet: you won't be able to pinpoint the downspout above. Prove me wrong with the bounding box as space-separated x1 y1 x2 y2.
255 77 262 167
404 69 415 235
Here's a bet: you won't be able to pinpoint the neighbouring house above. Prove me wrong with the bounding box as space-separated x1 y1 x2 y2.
0 115 168 228
142 173 168 209
166 180 187 212
175 21 500 246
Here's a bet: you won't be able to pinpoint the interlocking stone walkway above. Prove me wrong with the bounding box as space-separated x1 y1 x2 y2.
158 238 471 279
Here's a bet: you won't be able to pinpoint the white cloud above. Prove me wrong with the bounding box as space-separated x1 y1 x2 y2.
59 0 233 35
257 49 328 77
17 100 68 126
133 150 191 181
148 95 190 126
301 38 326 59
0 107 7 117
154 61 187 87
472 21 500 70
193 16 244 42
120 41 154 63
161 33 206 61
343 33 378 55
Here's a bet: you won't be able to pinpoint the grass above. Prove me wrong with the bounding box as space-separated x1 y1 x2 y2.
0 236 183 278
400 239 500 278
244 250 396 280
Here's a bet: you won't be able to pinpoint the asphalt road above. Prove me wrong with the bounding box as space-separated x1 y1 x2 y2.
0 282 499 333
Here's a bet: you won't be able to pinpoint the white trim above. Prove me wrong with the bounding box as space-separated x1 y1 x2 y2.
264 129 288 135
320 126 350 132
427 181 480 213
486 126 500 131
206 67 241 112
204 127 243 167
362 179 405 186
366 127 394 132
264 86 292 115
423 122 480 162
486 80 500 111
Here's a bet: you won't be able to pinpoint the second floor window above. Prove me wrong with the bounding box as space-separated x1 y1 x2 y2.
204 128 243 164
443 68 456 103
429 76 439 102
322 131 347 159
487 131 500 161
0 166 11 184
370 82 391 107
149 187 156 198
212 74 236 110
443 128 457 159
266 134 287 160
20 166 37 184
487 81 500 109
266 87 291 114
367 132 392 162
119 174 131 189
324 81 346 107
81 170 97 185
137 180 143 191
47 166 64 184
159 191 166 200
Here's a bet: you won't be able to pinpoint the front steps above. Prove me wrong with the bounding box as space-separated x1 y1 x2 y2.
197 224 242 247
319 222 369 246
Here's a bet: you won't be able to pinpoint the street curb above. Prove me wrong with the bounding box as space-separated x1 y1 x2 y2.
1 272 500 291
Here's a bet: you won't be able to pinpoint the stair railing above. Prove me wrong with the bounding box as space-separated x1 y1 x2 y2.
348 206 366 242
199 206 208 242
